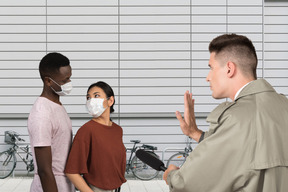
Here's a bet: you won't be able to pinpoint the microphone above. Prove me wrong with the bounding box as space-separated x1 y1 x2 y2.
136 149 167 171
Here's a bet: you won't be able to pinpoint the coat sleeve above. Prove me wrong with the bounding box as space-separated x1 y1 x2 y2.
167 113 254 192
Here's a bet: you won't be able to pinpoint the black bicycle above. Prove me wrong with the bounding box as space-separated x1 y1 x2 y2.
126 140 159 180
0 131 34 179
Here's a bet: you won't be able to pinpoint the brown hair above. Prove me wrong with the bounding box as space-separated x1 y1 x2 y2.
209 34 257 79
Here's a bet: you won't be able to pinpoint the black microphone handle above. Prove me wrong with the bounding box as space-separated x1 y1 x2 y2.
160 165 167 171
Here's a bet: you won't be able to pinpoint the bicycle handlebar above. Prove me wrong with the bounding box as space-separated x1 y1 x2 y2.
18 137 25 142
6 131 25 142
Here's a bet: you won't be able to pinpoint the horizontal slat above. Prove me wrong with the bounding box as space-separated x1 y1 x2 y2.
0 16 45 24
0 95 223 105
264 25 288 33
121 7 190 14
48 16 118 24
228 24 263 33
228 7 262 14
0 104 217 115
264 43 288 51
265 16 288 24
48 25 118 33
47 7 118 15
264 52 288 60
264 34 288 42
0 25 46 33
1 1 288 178
228 0 262 6
264 61 288 68
0 0 45 6
264 69 288 77
120 104 218 114
0 7 45 15
264 7 288 15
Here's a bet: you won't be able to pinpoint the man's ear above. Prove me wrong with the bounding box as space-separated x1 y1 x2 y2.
226 61 236 78
44 77 52 87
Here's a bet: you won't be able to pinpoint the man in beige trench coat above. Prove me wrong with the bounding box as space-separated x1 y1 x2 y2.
163 34 288 192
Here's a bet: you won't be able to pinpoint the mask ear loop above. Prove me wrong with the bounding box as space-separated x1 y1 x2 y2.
49 77 61 88
50 86 58 93
47 77 61 94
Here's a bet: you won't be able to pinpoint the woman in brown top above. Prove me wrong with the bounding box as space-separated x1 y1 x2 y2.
65 81 126 192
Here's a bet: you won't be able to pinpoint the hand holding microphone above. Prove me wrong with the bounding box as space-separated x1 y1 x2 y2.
136 149 180 185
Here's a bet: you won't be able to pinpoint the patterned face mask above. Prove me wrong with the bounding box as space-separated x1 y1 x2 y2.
86 98 107 118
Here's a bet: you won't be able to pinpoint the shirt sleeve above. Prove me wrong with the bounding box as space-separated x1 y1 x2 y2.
64 126 91 174
28 103 53 147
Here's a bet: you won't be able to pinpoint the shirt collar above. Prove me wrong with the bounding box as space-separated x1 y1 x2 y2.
234 81 253 100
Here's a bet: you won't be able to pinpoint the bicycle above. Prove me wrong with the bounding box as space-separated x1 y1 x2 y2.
125 140 159 180
166 137 193 168
0 131 34 179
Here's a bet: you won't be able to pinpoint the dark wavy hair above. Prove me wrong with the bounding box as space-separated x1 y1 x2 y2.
87 81 115 113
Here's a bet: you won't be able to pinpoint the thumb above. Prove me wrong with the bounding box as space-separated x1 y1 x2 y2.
175 111 185 125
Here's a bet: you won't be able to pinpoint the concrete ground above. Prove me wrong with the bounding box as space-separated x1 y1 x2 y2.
0 176 170 192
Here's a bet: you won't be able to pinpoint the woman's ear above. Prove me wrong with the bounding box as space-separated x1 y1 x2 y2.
108 96 114 107
226 61 236 78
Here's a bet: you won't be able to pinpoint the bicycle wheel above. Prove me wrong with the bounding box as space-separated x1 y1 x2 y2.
166 152 187 168
131 151 159 180
0 150 16 179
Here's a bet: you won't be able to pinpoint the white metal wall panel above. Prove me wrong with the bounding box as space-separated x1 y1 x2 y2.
264 1 288 95
0 0 287 175
0 0 269 117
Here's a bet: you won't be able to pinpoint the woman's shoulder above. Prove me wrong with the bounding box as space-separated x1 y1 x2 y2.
74 120 95 137
112 121 122 129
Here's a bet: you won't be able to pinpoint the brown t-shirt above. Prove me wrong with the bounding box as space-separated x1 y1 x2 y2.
64 120 126 190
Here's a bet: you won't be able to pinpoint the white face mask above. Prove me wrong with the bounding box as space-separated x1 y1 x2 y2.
86 98 107 118
49 78 73 96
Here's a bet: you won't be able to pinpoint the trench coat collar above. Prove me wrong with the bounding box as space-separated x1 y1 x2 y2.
207 79 275 124
235 79 275 101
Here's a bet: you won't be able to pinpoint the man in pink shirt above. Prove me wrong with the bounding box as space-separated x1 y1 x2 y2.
28 52 75 192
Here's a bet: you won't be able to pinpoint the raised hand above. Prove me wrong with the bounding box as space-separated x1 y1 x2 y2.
175 91 203 142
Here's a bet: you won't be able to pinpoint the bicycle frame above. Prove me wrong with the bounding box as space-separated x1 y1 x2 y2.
184 141 193 154
14 145 33 171
126 141 139 173
125 140 159 180
0 131 34 179
166 137 194 168
3 132 34 172
2 149 14 167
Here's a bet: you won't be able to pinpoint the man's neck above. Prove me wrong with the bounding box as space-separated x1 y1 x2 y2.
231 78 255 100
233 81 252 100
41 88 61 105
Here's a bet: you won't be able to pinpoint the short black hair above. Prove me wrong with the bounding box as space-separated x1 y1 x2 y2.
39 52 70 81
87 81 115 114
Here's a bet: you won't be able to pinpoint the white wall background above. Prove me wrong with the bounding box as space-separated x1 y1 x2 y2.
0 0 287 175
